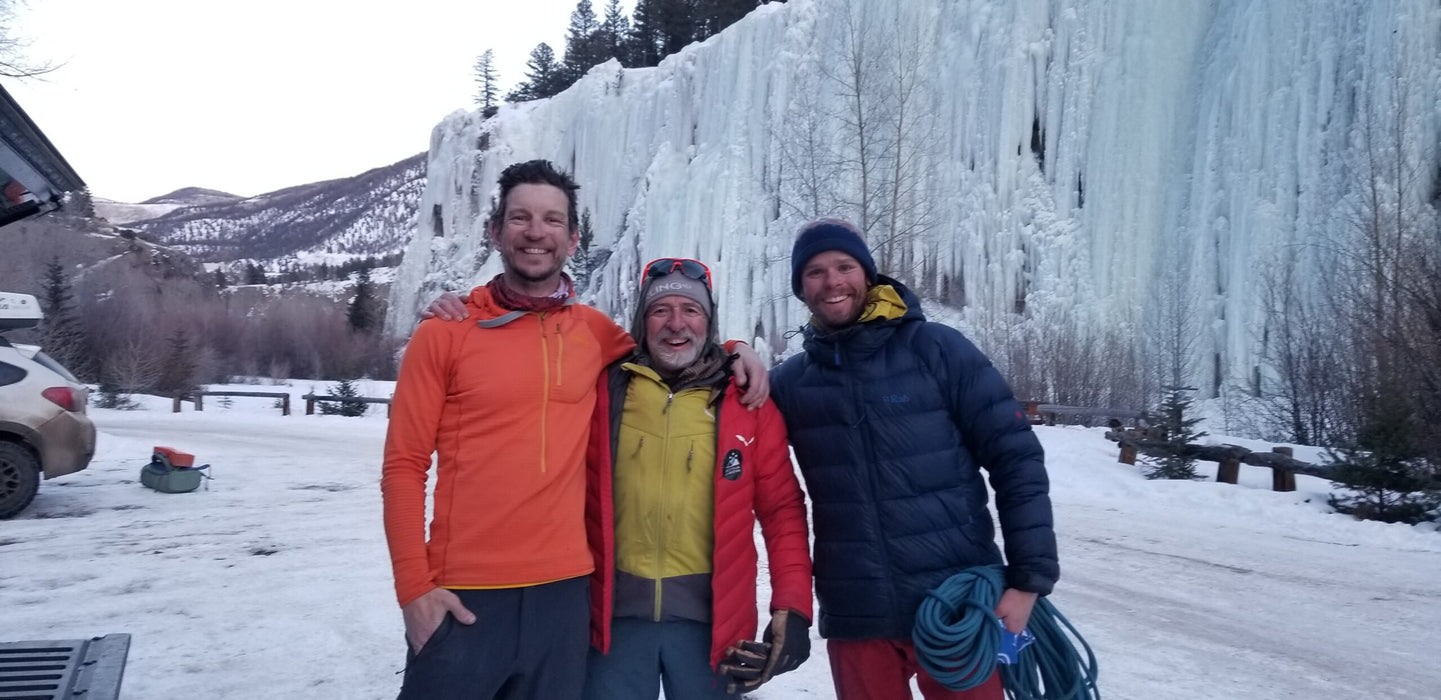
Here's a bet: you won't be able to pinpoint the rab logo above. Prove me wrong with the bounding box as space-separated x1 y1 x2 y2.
722 449 742 480
735 434 755 447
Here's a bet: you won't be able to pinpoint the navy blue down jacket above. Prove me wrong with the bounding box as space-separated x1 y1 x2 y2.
771 277 1058 640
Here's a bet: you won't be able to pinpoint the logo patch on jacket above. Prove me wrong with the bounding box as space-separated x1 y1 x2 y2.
722 449 742 480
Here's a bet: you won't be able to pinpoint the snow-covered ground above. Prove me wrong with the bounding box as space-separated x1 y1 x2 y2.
3 382 1438 699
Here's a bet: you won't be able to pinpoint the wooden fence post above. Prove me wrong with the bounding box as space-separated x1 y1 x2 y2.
1271 446 1296 492
306 396 315 415
195 394 204 411
1118 443 1137 465
281 395 290 416
173 395 182 413
1217 457 1240 484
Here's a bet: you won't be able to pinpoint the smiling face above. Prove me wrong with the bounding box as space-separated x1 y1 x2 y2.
491 183 579 295
800 250 870 328
644 296 709 373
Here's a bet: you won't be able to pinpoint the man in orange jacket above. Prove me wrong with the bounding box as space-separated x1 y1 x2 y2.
383 160 768 700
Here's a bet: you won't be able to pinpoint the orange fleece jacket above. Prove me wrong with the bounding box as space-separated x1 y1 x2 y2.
381 285 634 607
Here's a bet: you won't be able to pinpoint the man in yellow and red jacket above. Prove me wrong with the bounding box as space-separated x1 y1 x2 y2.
584 258 814 699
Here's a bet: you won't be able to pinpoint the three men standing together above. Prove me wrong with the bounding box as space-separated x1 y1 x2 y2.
382 160 1058 700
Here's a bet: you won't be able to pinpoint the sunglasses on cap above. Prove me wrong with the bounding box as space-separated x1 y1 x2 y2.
641 257 712 290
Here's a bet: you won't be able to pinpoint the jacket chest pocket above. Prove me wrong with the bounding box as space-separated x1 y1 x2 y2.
544 320 602 404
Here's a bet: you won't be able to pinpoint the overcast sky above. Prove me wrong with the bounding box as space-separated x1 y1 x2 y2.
5 0 631 203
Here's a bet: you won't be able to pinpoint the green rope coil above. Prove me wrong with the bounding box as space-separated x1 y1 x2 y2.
913 566 1100 700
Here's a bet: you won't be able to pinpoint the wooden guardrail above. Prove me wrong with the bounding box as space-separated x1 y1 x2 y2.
173 391 291 415
301 393 392 417
1022 401 1144 426
1106 429 1328 492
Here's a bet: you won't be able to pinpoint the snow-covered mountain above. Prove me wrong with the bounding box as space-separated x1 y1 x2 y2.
94 188 242 225
388 0 1439 397
117 153 425 264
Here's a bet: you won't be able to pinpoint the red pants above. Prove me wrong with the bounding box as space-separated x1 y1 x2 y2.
827 638 1003 700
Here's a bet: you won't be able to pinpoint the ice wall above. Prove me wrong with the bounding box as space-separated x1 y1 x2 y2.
388 0 1440 395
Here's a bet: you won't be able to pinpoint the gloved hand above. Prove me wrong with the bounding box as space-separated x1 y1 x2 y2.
718 609 811 692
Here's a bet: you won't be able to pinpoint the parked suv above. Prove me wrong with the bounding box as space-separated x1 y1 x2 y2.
0 292 96 518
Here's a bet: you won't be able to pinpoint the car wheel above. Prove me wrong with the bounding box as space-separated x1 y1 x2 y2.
0 441 41 519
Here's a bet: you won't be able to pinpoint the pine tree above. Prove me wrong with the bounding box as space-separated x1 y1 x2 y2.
598 0 630 63
245 262 267 285
154 328 198 397
320 378 368 417
507 43 562 101
626 0 664 67
213 268 228 289
697 0 754 38
570 208 597 291
656 0 698 57
1326 396 1440 524
347 267 378 334
473 48 499 115
561 0 604 87
1144 385 1207 480
39 256 95 381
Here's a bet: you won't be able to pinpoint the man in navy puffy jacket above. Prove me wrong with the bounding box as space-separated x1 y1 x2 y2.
770 219 1059 700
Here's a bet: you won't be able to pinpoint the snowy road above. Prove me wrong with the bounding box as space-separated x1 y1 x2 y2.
3 393 1439 699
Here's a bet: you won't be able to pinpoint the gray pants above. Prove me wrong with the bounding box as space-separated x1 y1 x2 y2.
397 577 589 700
583 618 739 700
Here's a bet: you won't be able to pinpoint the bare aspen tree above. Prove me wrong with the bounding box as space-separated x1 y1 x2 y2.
875 4 940 277
822 0 890 240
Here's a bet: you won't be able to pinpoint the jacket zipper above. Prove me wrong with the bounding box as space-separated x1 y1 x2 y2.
555 322 564 387
538 313 549 472
654 389 674 621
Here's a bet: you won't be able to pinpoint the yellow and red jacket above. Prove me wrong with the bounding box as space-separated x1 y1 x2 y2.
382 285 634 607
585 362 814 667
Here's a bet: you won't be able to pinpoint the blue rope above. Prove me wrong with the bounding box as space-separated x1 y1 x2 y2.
913 566 1100 700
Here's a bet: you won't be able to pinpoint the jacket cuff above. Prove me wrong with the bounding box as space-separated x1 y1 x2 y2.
1004 567 1056 597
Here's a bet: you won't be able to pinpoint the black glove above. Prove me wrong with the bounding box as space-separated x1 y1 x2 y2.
718 609 811 692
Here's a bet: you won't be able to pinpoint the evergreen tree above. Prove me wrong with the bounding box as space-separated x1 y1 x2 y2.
245 262 267 285
154 328 198 397
598 0 630 63
507 43 562 101
39 256 95 381
626 0 665 67
561 0 604 87
473 48 500 115
1326 396 1440 524
213 268 228 289
697 0 754 38
1144 385 1207 480
570 208 597 291
93 379 138 410
347 267 379 334
320 378 368 417
656 0 698 57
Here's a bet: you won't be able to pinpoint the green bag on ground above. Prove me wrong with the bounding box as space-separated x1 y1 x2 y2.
139 447 209 493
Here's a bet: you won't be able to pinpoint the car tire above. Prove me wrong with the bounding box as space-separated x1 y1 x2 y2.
0 441 41 519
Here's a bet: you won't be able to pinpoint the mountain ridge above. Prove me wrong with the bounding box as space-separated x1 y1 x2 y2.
111 152 425 266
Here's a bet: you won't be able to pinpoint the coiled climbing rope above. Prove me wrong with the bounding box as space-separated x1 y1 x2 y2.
913 565 1100 700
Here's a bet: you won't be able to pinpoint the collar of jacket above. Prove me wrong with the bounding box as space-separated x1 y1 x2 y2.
475 294 578 328
621 348 729 405
803 277 921 364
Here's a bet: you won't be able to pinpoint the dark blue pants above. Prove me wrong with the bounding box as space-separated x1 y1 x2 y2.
397 577 589 700
582 618 738 700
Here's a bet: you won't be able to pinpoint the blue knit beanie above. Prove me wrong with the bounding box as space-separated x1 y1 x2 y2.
790 219 878 298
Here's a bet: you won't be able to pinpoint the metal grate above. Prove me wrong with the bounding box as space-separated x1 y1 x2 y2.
0 635 130 700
